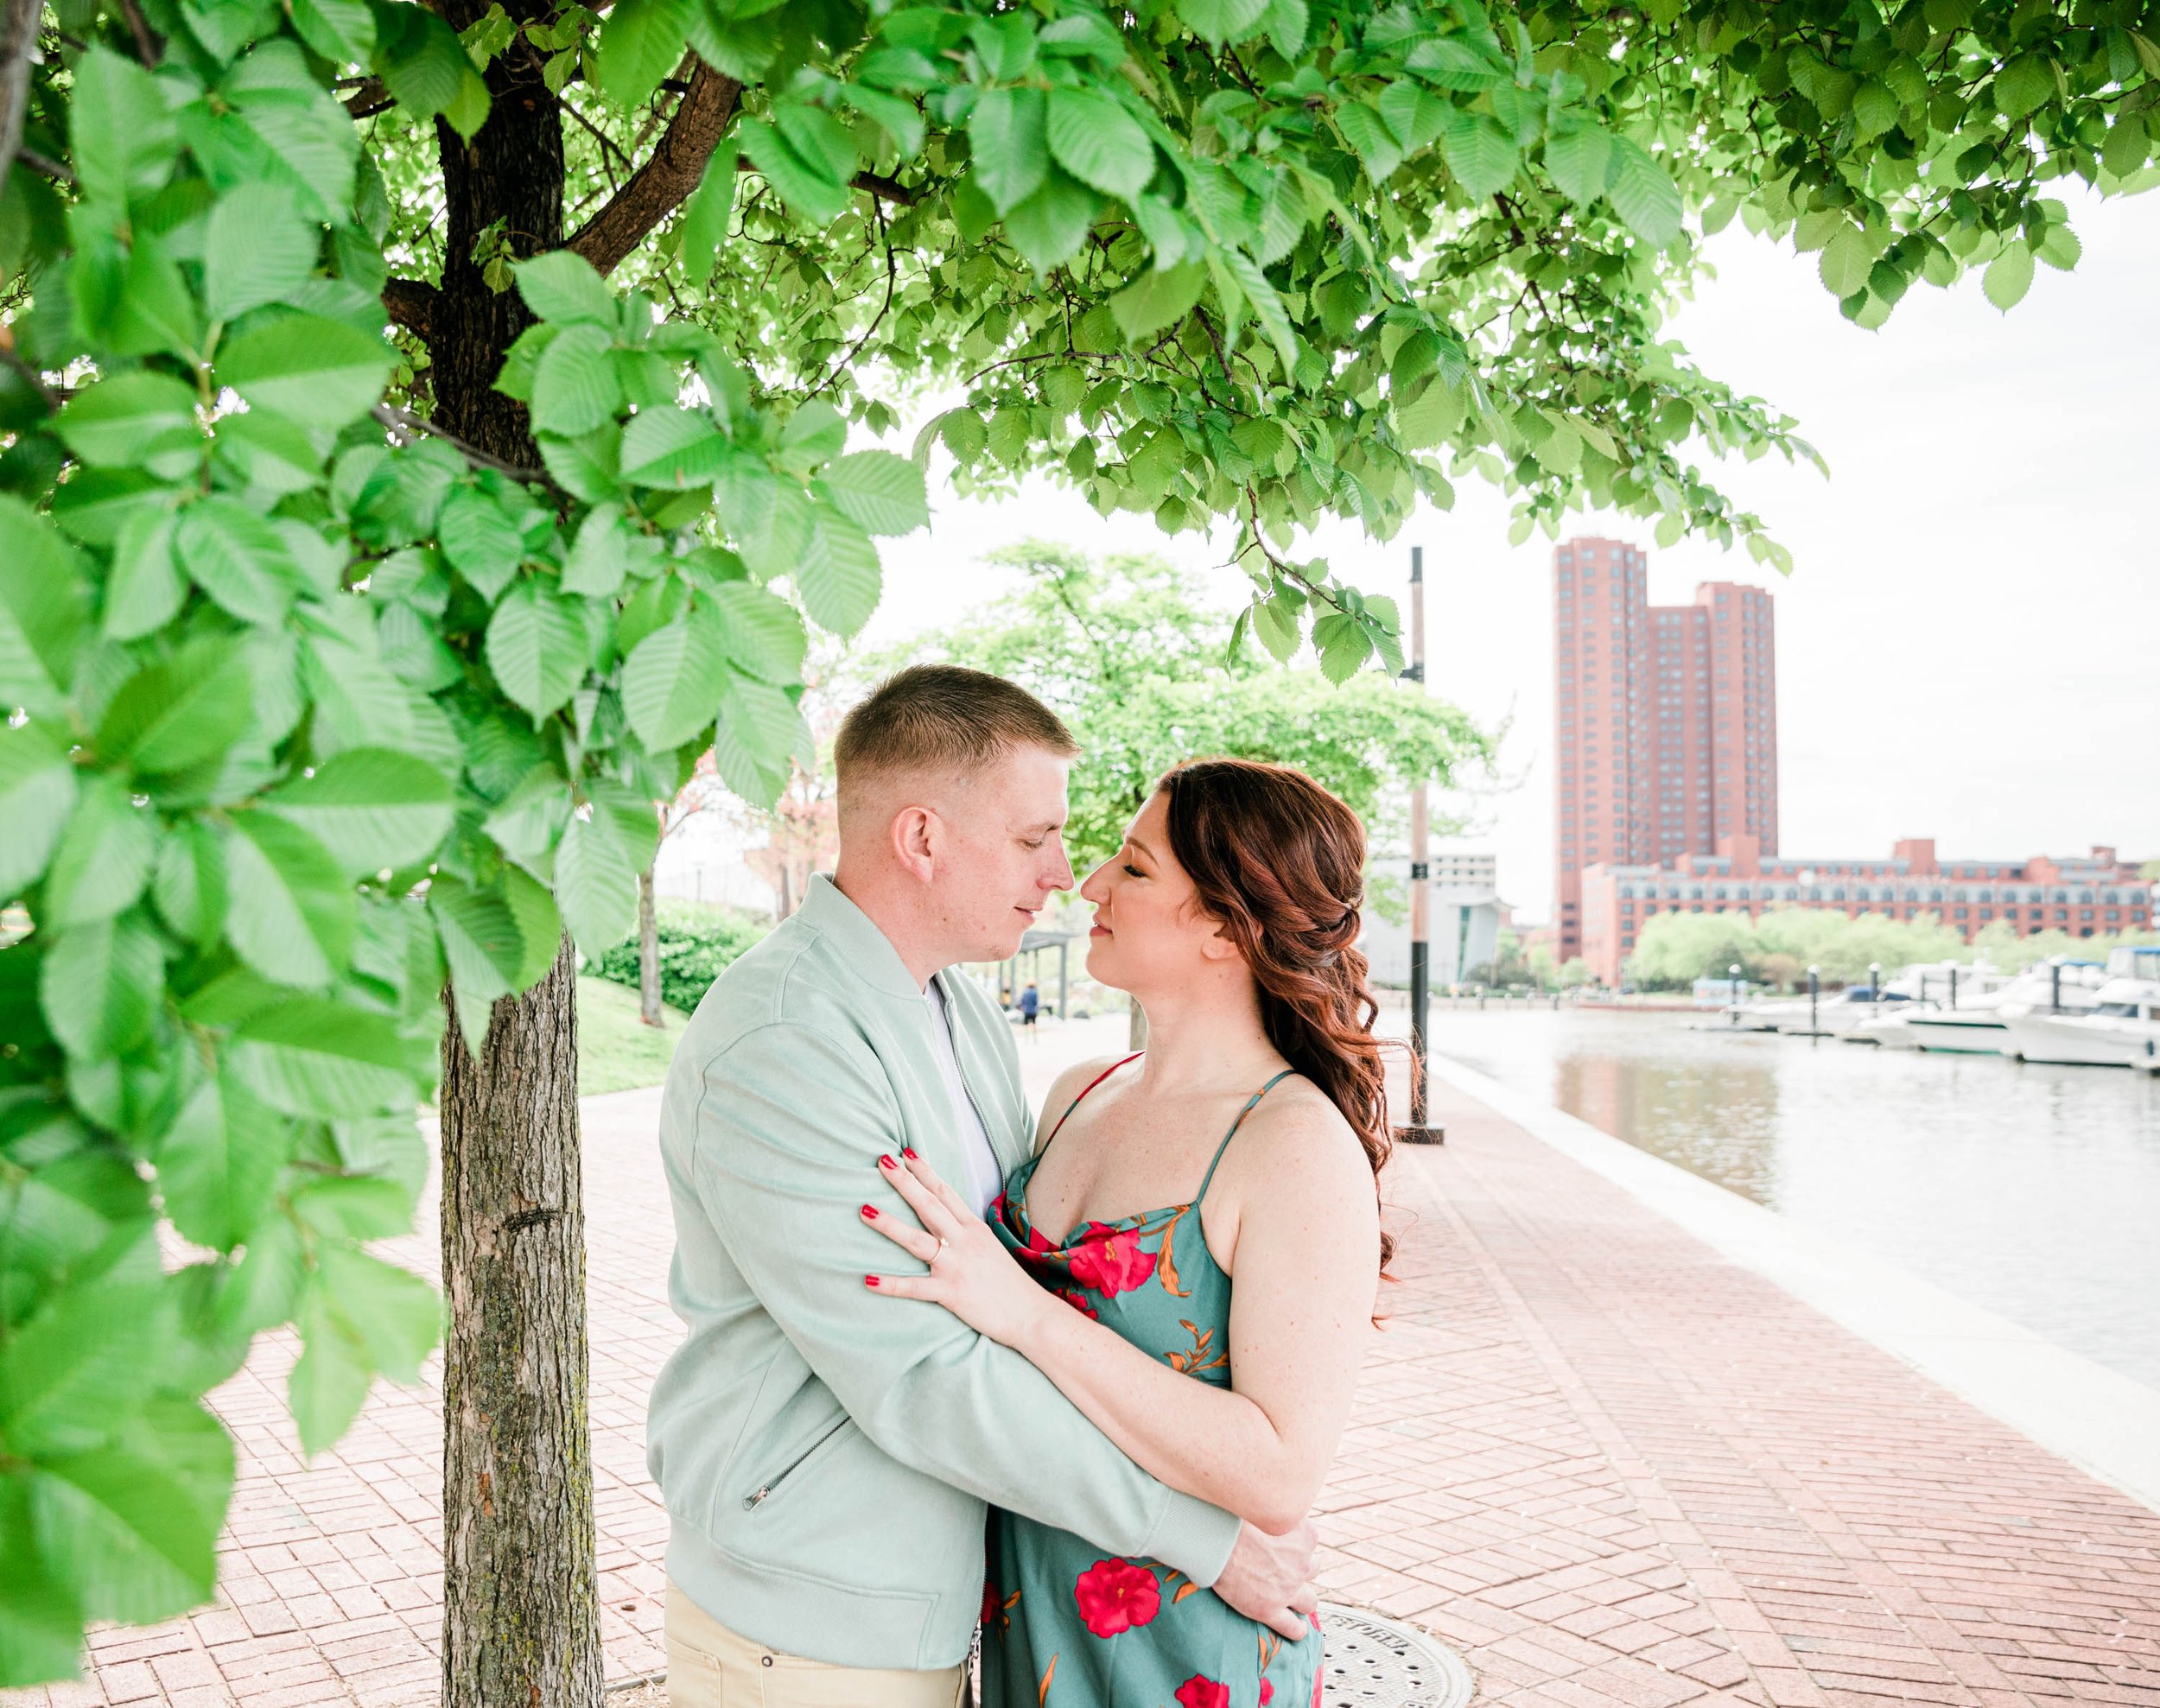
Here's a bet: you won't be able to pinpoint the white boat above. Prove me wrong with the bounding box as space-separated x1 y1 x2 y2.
2000 947 2160 1067
1712 985 1891 1032
1859 958 2105 1051
1839 962 1992 1046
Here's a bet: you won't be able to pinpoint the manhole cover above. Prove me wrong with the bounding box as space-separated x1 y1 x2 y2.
1318 1602 1475 1708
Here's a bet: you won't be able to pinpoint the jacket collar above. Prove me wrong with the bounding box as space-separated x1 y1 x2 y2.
798 873 929 1001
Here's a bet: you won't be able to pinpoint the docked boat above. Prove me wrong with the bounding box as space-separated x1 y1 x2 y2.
1712 984 1908 1033
1859 957 2106 1051
1999 947 2160 1067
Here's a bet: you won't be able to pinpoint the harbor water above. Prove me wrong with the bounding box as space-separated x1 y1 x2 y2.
1428 1008 2160 1389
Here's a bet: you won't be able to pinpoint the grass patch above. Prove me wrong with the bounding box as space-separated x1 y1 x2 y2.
577 975 692 1097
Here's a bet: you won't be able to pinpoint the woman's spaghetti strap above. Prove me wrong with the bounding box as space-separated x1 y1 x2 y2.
1041 1052 1143 1150
1192 1067 1297 1208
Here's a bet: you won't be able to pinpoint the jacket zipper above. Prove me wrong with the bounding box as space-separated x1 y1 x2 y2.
741 1419 848 1510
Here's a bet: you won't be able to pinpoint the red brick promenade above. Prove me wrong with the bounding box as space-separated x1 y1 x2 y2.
8 1027 2157 1708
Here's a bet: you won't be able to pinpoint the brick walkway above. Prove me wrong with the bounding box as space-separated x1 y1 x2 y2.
10 1032 2159 1708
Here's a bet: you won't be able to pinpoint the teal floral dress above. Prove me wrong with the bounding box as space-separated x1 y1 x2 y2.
981 1055 1323 1708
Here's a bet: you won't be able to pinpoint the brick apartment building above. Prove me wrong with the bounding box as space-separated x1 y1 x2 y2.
1553 537 1778 962
1578 835 2155 987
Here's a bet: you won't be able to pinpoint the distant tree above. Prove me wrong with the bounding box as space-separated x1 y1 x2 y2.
879 543 1496 867
1557 957 1593 990
1625 911 1761 990
1527 944 1559 990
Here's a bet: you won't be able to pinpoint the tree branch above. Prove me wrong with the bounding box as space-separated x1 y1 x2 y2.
343 76 396 119
383 277 442 344
372 404 564 496
0 0 39 196
566 63 741 276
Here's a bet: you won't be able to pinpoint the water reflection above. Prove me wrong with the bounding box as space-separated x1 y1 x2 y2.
1434 1009 2160 1390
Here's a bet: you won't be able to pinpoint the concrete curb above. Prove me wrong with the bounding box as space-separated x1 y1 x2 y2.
1425 1050 2160 1517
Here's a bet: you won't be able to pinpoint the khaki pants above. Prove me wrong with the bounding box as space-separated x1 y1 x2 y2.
664 1580 967 1708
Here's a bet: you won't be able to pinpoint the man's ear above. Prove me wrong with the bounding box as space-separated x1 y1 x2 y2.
891 804 939 884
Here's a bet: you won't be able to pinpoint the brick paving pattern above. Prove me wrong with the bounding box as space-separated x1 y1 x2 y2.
8 1025 2157 1708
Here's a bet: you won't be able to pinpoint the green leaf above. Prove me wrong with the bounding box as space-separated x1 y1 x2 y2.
619 408 732 487
738 117 850 226
155 821 228 946
95 633 253 775
554 786 651 956
514 249 619 328
1544 124 1615 207
290 0 375 63
1312 611 1373 683
377 3 484 129
1818 223 1873 298
622 610 728 752
175 497 301 626
289 1279 372 1457
39 911 163 1060
485 581 588 721
1178 0 1269 47
1109 261 1205 343
1336 101 1403 181
0 722 76 903
678 143 740 288
2036 222 2081 271
291 1175 415 1241
529 323 623 435
314 1248 439 1383
1607 138 1683 246
70 46 175 206
229 998 414 1118
0 1273 165 1455
1441 111 1518 200
708 582 808 683
969 88 1049 215
1983 241 2035 309
561 505 632 599
216 410 328 497
32 1399 232 1625
203 183 319 325
224 813 355 989
1993 54 2054 122
263 747 454 877
1004 170 1100 275
55 371 200 469
156 1068 287 1250
710 669 804 808
0 497 89 717
43 775 156 928
438 486 530 600
429 873 524 1051
797 504 882 636
1379 81 1450 153
817 451 927 537
219 314 395 429
1045 87 1156 201
594 0 695 110
1250 594 1299 662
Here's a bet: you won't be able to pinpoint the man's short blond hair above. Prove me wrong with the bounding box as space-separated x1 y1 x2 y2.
834 665 1079 791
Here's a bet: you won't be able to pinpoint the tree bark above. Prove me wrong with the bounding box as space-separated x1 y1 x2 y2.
637 865 662 1028
429 16 600 1708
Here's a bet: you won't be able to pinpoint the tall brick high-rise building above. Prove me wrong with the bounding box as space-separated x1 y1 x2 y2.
1553 537 1779 962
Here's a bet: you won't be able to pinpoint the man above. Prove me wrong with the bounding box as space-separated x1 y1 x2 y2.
647 665 1318 1706
1018 981 1040 1036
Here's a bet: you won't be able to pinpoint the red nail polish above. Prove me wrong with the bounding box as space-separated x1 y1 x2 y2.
864 1275 880 1288
879 1154 896 1170
861 1204 879 1219
902 1147 918 1160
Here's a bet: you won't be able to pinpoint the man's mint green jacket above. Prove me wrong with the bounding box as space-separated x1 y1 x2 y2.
646 875 1241 1671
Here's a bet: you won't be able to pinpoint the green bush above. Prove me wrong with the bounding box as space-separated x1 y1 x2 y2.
594 911 769 1014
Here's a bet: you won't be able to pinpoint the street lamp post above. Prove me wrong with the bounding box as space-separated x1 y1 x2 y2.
1729 962 1743 1024
1869 961 1882 1005
1807 963 1820 1036
1399 544 1441 1145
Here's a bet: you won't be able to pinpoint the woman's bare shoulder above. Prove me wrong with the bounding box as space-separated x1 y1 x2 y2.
1228 1076 1376 1198
1032 1052 1139 1149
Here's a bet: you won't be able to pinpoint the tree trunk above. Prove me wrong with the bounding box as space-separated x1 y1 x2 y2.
638 865 662 1027
429 19 600 1708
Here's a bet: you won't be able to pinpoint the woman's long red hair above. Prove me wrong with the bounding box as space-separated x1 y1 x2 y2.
1157 759 1396 1279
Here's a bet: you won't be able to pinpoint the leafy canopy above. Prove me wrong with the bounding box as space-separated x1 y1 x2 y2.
2 0 2153 1679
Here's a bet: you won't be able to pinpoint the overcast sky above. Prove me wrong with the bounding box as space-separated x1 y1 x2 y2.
861 186 2160 921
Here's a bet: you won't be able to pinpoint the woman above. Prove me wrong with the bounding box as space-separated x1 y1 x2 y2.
861 759 1394 1708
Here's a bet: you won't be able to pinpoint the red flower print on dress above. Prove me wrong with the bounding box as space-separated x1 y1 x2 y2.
1071 1558 1160 1637
1260 1681 1274 1705
1174 1677 1230 1708
1065 1223 1157 1296
1059 1289 1100 1320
